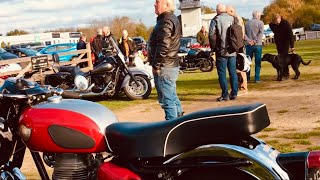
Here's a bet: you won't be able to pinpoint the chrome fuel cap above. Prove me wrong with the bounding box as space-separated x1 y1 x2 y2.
47 96 62 103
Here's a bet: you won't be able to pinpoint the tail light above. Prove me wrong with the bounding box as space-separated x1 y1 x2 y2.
307 151 320 168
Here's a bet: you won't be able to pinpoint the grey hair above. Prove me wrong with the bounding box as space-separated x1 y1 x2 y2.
166 0 176 11
216 3 226 14
97 28 102 35
252 10 261 18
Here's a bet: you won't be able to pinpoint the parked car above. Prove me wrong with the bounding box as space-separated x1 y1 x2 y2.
5 47 41 57
39 43 77 62
30 45 46 52
263 27 274 39
0 48 22 78
0 47 19 60
132 36 147 50
9 42 44 49
310 23 320 31
180 36 201 52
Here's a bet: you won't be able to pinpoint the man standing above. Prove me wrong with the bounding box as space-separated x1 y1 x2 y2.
226 5 248 94
91 28 104 63
245 10 264 83
269 14 295 79
102 26 117 50
209 3 238 101
77 34 87 67
77 34 87 51
197 26 209 46
149 0 183 120
118 30 137 66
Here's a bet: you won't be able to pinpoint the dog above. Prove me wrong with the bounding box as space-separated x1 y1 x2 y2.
262 53 311 81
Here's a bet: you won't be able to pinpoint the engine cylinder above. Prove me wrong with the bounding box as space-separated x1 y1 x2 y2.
52 153 88 180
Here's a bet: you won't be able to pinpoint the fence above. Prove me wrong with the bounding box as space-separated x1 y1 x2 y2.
0 43 93 84
263 31 320 46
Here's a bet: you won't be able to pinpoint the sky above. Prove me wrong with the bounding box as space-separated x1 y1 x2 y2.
0 0 271 35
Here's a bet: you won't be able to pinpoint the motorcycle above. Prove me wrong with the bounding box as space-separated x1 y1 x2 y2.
44 37 152 100
178 47 214 72
1 78 320 180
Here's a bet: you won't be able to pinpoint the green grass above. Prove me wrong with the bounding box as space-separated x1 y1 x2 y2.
266 139 279 144
257 134 269 139
308 146 320 151
306 131 320 137
293 140 312 145
94 39 320 110
277 110 289 114
279 133 310 139
263 128 278 132
272 143 295 153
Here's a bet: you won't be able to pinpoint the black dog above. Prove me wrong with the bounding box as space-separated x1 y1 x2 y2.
262 53 311 81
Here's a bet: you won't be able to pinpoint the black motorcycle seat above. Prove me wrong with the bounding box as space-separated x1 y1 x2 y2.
105 103 270 158
59 66 85 77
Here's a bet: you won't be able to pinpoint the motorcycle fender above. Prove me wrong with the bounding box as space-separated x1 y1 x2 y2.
121 69 152 89
163 141 290 180
98 162 141 180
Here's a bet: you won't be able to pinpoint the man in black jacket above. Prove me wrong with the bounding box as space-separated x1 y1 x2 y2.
91 28 104 63
148 0 183 120
269 14 295 79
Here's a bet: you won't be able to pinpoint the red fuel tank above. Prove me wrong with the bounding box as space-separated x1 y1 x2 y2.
19 96 118 153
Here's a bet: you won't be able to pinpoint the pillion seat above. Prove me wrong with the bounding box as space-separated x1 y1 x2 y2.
59 66 85 77
105 103 270 158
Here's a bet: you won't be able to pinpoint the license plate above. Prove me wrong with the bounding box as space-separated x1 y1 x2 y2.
308 169 320 180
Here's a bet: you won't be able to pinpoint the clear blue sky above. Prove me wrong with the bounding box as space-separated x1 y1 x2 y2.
0 0 270 34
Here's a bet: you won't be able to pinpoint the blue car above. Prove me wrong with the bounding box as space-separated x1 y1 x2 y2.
39 43 77 62
0 47 19 60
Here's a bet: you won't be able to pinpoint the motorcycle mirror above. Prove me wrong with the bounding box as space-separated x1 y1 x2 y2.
74 75 88 91
52 53 60 63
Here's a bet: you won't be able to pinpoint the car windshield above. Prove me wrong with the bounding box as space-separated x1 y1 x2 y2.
0 48 7 54
19 48 40 56
180 38 191 47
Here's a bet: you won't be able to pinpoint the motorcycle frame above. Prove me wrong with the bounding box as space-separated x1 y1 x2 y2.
109 136 290 180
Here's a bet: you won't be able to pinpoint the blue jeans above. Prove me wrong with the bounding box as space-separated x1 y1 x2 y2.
154 67 183 120
216 56 238 98
246 45 262 81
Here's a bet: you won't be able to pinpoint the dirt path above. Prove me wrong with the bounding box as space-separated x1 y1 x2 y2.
21 76 320 179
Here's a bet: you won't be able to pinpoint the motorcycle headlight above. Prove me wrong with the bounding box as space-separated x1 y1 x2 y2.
18 124 32 142
74 75 88 91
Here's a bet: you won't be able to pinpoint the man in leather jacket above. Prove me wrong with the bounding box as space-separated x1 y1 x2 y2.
148 0 183 120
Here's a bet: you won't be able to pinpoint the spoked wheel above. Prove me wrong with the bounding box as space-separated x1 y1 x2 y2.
199 58 214 72
123 75 151 100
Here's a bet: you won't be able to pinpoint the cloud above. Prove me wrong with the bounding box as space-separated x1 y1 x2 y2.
0 0 270 34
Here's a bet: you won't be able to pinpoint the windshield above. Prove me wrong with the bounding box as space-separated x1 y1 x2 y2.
19 48 40 56
0 47 7 54
180 38 191 47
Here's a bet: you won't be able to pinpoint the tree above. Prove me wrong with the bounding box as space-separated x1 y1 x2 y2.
201 5 215 14
261 0 320 29
6 29 29 36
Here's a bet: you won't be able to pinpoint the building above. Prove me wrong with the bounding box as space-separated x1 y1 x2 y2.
179 0 216 37
0 32 81 47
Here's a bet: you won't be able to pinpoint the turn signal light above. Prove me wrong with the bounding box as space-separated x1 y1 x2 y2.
18 124 32 142
307 151 320 168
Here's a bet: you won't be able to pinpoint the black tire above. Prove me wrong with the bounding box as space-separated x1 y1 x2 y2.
199 58 214 72
123 75 151 100
176 168 257 180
